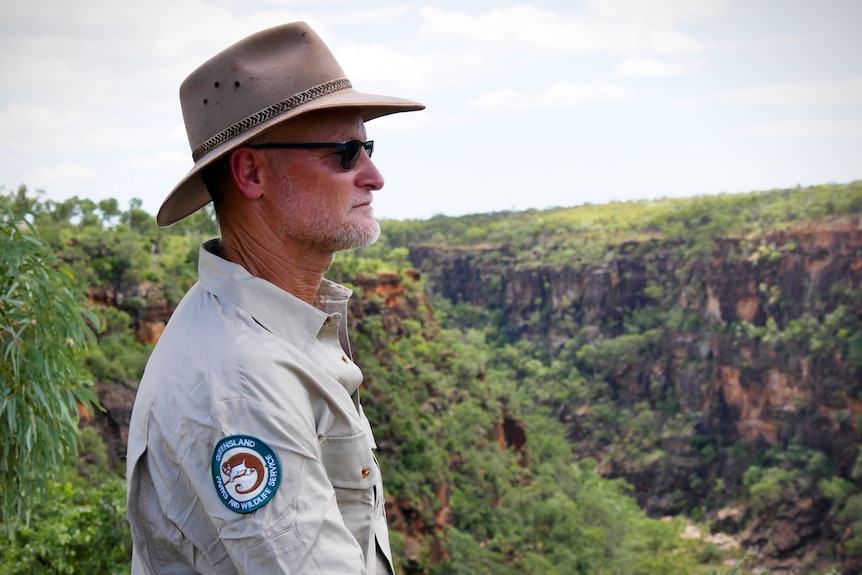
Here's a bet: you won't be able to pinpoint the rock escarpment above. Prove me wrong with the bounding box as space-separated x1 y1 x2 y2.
411 220 861 453
409 219 862 572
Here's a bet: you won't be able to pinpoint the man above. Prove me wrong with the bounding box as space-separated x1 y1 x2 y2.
126 22 424 574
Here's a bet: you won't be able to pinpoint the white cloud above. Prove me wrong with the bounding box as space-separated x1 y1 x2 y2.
738 118 862 140
0 102 90 151
613 56 700 78
417 4 707 57
681 77 862 108
26 161 97 185
647 28 703 55
418 5 620 55
584 0 726 24
370 109 464 133
468 80 633 113
336 42 432 96
721 77 862 107
120 151 191 178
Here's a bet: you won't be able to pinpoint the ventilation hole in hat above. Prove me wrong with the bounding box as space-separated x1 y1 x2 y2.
234 81 240 88
203 99 208 105
214 81 220 88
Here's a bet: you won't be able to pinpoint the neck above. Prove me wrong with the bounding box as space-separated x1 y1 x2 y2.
219 226 333 305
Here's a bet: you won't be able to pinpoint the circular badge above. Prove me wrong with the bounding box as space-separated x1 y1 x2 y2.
212 435 280 514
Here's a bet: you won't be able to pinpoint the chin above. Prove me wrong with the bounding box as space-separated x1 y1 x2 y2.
333 221 381 251
353 225 382 248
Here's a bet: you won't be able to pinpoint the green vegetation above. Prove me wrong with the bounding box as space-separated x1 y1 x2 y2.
366 181 862 574
2 181 860 573
354 316 712 574
0 197 101 534
379 182 862 265
0 428 131 574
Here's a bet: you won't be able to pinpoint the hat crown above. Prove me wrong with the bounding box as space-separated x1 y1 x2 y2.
180 23 345 155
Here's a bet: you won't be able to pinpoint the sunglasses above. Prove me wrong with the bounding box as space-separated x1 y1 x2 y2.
248 139 374 170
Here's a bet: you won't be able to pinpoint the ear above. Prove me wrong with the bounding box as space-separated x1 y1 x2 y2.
229 148 266 200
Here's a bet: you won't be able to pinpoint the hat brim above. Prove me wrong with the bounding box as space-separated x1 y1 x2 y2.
156 90 424 227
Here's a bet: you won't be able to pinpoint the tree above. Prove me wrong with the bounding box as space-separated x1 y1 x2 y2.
0 428 132 574
0 197 101 534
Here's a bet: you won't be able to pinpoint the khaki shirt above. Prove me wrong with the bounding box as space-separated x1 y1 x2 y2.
127 240 393 574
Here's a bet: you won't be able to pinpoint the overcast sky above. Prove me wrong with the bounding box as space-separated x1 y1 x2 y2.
1 0 860 222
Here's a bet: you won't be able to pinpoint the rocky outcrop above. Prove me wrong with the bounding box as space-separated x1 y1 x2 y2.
410 220 862 449
86 281 174 346
409 219 862 572
347 270 435 340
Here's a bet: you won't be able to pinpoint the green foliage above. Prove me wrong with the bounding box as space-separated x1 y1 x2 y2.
852 449 862 482
84 307 152 384
355 275 725 574
820 473 862 561
5 180 861 572
743 465 794 512
13 188 215 306
0 427 132 574
741 443 840 514
819 476 856 507
575 328 663 378
380 181 862 266
838 493 862 557
0 197 102 533
703 558 842 575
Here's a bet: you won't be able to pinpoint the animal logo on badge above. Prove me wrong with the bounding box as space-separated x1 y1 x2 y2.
212 435 281 514
221 454 264 494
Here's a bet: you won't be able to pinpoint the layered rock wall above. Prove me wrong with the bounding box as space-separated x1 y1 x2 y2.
410 221 862 462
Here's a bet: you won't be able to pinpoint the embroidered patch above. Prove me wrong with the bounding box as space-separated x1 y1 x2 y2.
212 435 280 514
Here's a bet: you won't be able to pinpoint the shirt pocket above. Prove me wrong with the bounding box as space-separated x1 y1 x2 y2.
320 430 378 491
319 431 379 551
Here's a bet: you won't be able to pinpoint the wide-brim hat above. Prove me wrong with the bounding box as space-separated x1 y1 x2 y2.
157 21 425 226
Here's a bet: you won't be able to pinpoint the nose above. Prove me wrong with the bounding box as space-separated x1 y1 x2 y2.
355 149 384 191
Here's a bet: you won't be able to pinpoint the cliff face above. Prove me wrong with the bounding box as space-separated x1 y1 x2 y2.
411 220 862 451
703 223 861 450
409 219 862 570
82 280 173 467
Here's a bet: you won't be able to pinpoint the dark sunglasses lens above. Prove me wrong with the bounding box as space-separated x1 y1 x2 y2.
341 140 373 169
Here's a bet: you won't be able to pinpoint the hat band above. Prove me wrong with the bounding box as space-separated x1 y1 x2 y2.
191 77 353 162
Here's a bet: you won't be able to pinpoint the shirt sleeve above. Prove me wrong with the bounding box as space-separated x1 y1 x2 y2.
157 396 371 574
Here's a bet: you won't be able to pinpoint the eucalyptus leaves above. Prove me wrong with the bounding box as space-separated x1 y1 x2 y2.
0 201 101 534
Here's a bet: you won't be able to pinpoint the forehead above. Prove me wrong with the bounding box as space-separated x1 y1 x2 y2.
265 108 365 140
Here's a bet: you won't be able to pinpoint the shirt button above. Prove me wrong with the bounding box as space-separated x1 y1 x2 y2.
361 466 370 479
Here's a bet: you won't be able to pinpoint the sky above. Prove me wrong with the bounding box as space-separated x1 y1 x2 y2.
1 0 860 222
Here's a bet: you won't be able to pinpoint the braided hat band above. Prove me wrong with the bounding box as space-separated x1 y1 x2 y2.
191 78 352 162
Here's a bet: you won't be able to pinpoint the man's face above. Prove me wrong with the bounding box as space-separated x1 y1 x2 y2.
257 109 384 254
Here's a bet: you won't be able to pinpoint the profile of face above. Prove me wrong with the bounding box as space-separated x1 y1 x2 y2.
254 109 385 254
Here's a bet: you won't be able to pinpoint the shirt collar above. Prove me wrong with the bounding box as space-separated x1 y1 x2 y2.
197 239 352 347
